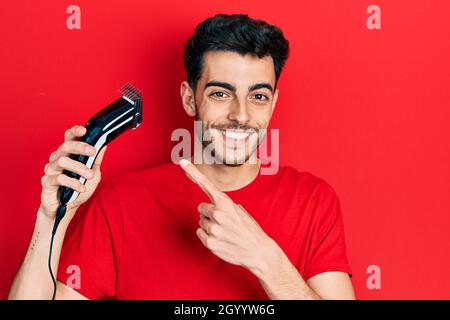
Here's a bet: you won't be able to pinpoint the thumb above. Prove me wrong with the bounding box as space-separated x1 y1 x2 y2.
92 145 107 171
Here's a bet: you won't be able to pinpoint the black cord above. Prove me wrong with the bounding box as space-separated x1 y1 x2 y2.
48 204 67 300
48 232 57 300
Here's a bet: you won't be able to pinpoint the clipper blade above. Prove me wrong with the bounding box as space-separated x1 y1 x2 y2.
120 83 142 129
120 83 142 104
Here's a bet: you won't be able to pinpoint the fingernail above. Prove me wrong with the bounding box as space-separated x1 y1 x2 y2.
179 159 190 168
85 146 95 153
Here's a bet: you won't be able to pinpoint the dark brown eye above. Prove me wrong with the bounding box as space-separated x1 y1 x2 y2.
211 91 226 98
254 93 268 101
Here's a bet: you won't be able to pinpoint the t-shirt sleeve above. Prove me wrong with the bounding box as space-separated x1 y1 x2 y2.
57 178 119 299
303 181 352 281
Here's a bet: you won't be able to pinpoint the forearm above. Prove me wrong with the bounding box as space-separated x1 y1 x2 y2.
251 241 321 300
8 208 74 300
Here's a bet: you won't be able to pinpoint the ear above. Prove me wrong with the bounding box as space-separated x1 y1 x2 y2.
271 88 279 115
180 81 197 117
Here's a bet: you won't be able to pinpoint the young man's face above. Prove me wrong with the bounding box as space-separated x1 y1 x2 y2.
181 51 279 166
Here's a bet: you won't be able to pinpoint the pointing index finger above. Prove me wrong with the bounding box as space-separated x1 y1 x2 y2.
179 159 229 205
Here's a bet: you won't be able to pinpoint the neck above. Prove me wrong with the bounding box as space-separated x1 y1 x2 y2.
194 157 261 192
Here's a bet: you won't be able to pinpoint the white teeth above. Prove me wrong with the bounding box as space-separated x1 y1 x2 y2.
221 130 250 140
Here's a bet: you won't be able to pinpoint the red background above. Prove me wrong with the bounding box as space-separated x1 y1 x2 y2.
1 0 449 299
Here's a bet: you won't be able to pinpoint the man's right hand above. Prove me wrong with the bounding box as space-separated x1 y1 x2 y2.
39 124 107 221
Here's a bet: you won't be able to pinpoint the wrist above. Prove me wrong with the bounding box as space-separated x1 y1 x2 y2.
249 239 285 280
36 205 77 232
37 206 56 224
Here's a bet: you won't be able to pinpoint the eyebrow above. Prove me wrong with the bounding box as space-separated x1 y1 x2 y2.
249 83 273 92
205 81 236 92
204 81 274 93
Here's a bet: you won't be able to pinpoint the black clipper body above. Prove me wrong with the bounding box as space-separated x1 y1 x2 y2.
48 84 142 300
58 84 142 207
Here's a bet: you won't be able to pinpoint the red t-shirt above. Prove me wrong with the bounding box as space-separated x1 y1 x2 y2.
57 163 352 299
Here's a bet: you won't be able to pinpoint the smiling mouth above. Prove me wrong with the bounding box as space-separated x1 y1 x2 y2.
222 129 250 139
216 128 257 143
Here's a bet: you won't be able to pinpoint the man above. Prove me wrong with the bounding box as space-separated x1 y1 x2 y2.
9 14 354 300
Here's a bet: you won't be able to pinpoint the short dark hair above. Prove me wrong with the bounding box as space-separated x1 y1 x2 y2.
184 14 290 91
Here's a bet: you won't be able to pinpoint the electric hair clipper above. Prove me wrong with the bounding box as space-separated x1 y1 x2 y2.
52 83 143 235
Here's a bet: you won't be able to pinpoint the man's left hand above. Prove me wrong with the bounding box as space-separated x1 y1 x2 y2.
179 159 280 275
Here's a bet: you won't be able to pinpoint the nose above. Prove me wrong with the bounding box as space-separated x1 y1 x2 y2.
227 100 250 125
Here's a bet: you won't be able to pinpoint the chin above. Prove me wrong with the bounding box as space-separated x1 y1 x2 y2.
222 161 245 167
205 140 258 166
215 152 251 166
